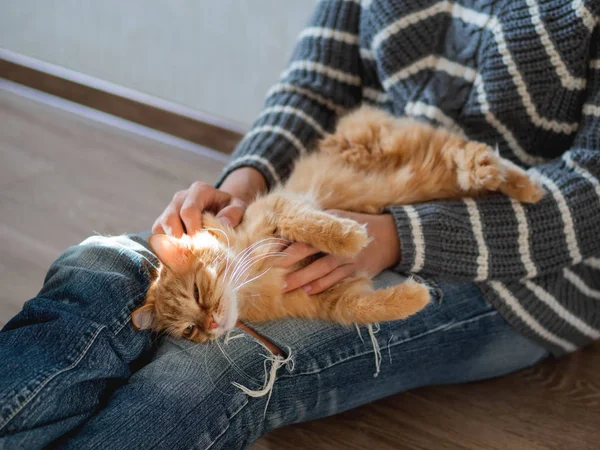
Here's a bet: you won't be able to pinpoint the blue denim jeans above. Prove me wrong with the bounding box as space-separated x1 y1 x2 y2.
0 234 548 449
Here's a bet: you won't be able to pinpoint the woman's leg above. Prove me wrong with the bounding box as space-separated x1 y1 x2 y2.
0 234 157 449
62 272 549 450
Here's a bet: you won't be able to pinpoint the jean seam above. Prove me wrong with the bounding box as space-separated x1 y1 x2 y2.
202 395 249 450
81 236 155 335
280 310 499 378
108 273 151 336
103 254 142 335
0 325 106 433
113 317 133 336
411 274 444 303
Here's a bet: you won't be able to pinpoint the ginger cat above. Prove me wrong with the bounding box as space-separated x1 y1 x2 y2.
132 106 544 342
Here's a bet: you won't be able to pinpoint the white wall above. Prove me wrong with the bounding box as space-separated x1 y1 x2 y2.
0 0 318 127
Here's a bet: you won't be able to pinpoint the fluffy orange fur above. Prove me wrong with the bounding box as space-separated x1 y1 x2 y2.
132 106 544 342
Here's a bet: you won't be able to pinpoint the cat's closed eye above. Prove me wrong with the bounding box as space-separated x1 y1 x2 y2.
193 284 199 303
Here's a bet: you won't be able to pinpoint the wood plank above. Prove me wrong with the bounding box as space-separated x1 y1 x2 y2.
0 57 244 154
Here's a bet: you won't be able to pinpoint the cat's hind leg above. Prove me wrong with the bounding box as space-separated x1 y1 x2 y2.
318 106 408 171
497 160 546 204
277 276 431 325
321 276 431 324
453 142 545 203
452 142 505 193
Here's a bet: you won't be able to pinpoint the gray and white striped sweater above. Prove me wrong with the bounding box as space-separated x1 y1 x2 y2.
217 0 600 356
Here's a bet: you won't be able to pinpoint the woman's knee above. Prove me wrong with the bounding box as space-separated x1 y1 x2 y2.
14 234 158 333
98 333 286 448
48 234 155 280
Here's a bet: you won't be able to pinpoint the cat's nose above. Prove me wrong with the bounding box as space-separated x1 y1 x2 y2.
206 314 219 330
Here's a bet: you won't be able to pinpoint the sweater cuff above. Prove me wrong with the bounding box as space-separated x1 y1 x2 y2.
386 205 423 274
214 153 280 191
386 201 483 279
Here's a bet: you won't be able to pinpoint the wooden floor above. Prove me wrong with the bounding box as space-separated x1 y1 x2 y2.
1 87 599 449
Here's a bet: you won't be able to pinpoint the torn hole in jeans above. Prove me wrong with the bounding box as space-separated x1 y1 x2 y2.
225 322 293 418
235 322 284 356
355 323 383 377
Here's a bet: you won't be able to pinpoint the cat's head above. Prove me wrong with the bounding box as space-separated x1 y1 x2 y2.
131 232 237 342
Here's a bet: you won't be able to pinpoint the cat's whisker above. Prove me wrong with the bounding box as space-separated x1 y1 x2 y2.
214 336 230 361
227 242 287 284
228 238 288 278
214 252 231 272
234 252 283 283
234 267 273 293
230 250 282 284
228 239 270 268
203 227 233 276
231 252 286 286
231 240 288 270
202 341 231 397
233 237 288 264
214 334 261 384
232 251 286 281
241 292 264 307
226 243 261 282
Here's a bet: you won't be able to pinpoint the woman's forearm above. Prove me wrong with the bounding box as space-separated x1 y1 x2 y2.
218 167 268 204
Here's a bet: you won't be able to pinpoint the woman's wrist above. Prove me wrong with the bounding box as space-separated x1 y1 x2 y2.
219 167 267 204
377 213 402 270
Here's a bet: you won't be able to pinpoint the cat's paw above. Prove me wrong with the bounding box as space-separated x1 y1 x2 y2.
380 279 431 320
465 143 505 191
518 178 546 203
325 218 370 257
501 169 546 204
278 213 369 258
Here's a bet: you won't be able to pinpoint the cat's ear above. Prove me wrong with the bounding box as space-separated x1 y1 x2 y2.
131 304 156 330
149 234 189 272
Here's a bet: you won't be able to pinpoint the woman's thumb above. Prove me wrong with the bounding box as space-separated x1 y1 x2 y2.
215 201 246 227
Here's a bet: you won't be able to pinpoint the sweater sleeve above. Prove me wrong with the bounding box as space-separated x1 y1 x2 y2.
215 0 363 189
388 63 600 282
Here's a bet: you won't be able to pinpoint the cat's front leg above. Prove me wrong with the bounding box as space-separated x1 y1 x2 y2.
245 192 369 257
278 208 370 258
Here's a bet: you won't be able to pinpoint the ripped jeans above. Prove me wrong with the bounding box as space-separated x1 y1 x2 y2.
0 234 548 449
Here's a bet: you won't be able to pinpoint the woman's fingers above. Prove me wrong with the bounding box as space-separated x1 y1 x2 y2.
153 182 245 237
301 263 356 294
282 254 351 292
180 182 235 234
215 197 247 227
179 182 212 234
277 243 321 269
152 190 187 237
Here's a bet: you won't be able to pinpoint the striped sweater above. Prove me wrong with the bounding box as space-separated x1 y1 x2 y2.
217 0 600 356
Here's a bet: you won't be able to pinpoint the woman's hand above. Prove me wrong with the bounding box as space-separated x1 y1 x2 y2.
152 167 266 237
279 210 401 294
